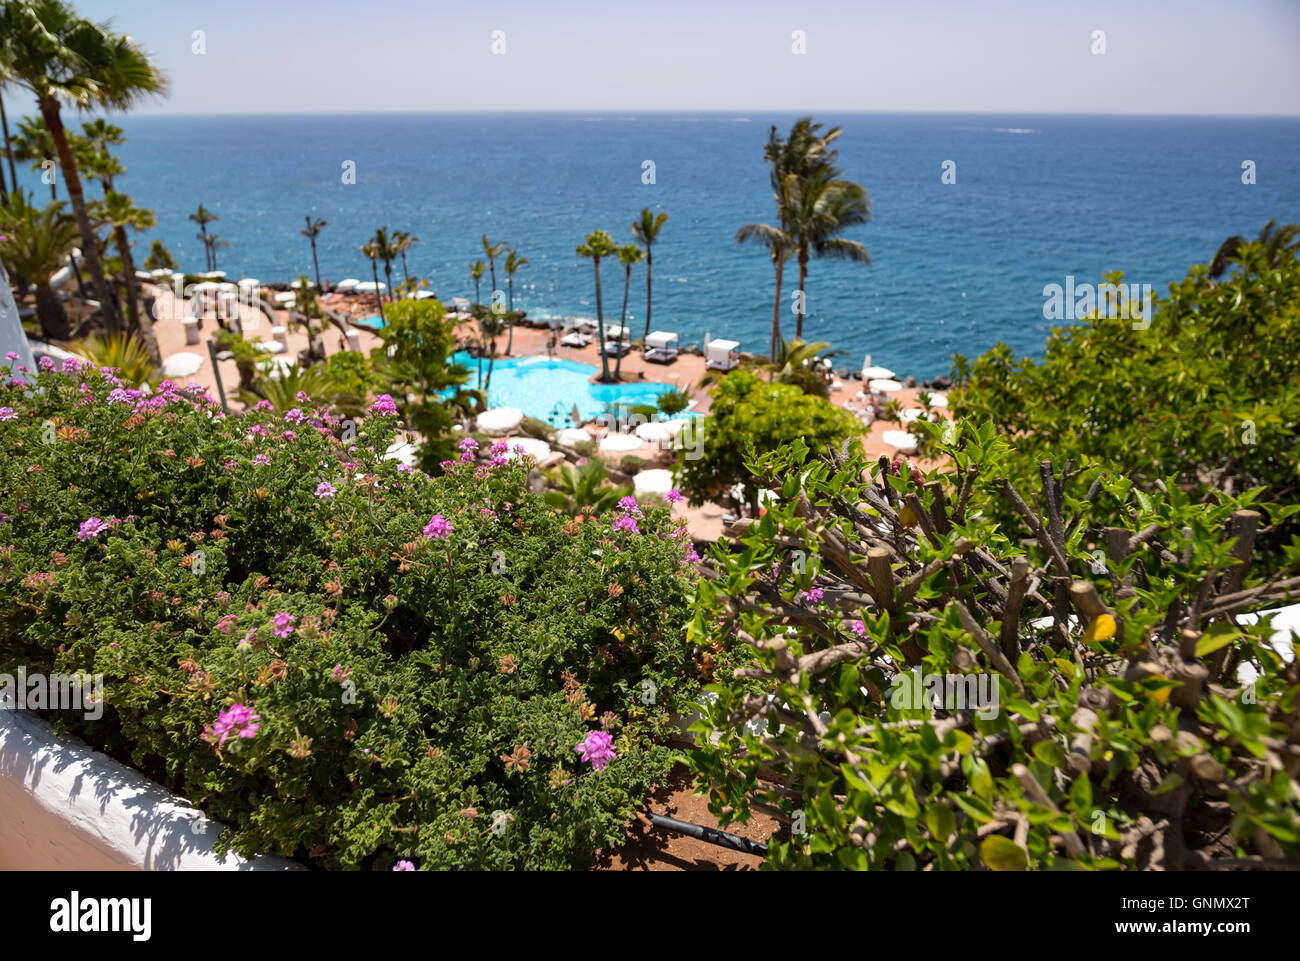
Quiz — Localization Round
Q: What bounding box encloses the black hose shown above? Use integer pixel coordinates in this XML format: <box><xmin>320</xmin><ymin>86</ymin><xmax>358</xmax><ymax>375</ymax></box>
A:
<box><xmin>644</xmin><ymin>812</ymin><xmax>769</xmax><ymax>857</ymax></box>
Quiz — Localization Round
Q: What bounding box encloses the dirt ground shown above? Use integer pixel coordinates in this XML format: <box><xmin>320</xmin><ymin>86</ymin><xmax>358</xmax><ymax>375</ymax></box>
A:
<box><xmin>594</xmin><ymin>765</ymin><xmax>780</xmax><ymax>871</ymax></box>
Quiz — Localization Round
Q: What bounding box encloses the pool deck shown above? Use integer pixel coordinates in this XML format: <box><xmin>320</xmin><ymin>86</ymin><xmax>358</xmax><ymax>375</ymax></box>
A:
<box><xmin>148</xmin><ymin>288</ymin><xmax>944</xmax><ymax>542</ymax></box>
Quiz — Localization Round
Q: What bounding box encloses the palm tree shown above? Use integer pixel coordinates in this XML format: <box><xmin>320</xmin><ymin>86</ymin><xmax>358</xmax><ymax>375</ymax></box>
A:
<box><xmin>11</xmin><ymin>114</ymin><xmax>57</xmax><ymax>200</ymax></box>
<box><xmin>786</xmin><ymin>167</ymin><xmax>871</xmax><ymax>338</ymax></box>
<box><xmin>542</xmin><ymin>459</ymin><xmax>630</xmax><ymax>516</ymax></box>
<box><xmin>361</xmin><ymin>240</ymin><xmax>385</xmax><ymax>323</ymax></box>
<box><xmin>614</xmin><ymin>244</ymin><xmax>643</xmax><ymax>380</ymax></box>
<box><xmin>503</xmin><ymin>248</ymin><xmax>527</xmax><ymax>355</ymax></box>
<box><xmin>99</xmin><ymin>189</ymin><xmax>156</xmax><ymax>350</ymax></box>
<box><xmin>189</xmin><ymin>203</ymin><xmax>218</xmax><ymax>271</ymax></box>
<box><xmin>1210</xmin><ymin>219</ymin><xmax>1300</xmax><ymax>279</ymax></box>
<box><xmin>468</xmin><ymin>259</ymin><xmax>486</xmax><ymax>305</ymax></box>
<box><xmin>143</xmin><ymin>239</ymin><xmax>175</xmax><ymax>272</ymax></box>
<box><xmin>371</xmin><ymin>226</ymin><xmax>399</xmax><ymax>303</ymax></box>
<box><xmin>204</xmin><ymin>233</ymin><xmax>229</xmax><ymax>272</ymax></box>
<box><xmin>301</xmin><ymin>216</ymin><xmax>326</xmax><ymax>290</ymax></box>
<box><xmin>0</xmin><ymin>188</ymin><xmax>77</xmax><ymax>339</ymax></box>
<box><xmin>73</xmin><ymin>331</ymin><xmax>154</xmax><ymax>386</ymax></box>
<box><xmin>0</xmin><ymin>0</ymin><xmax>168</xmax><ymax>335</ymax></box>
<box><xmin>576</xmin><ymin>229</ymin><xmax>618</xmax><ymax>383</ymax></box>
<box><xmin>481</xmin><ymin>234</ymin><xmax>507</xmax><ymax>304</ymax></box>
<box><xmin>393</xmin><ymin>230</ymin><xmax>418</xmax><ymax>285</ymax></box>
<box><xmin>630</xmin><ymin>207</ymin><xmax>667</xmax><ymax>340</ymax></box>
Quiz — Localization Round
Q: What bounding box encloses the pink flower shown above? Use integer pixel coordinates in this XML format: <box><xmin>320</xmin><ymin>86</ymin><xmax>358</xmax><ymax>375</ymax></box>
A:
<box><xmin>800</xmin><ymin>587</ymin><xmax>824</xmax><ymax>604</ymax></box>
<box><xmin>314</xmin><ymin>481</ymin><xmax>336</xmax><ymax>500</ymax></box>
<box><xmin>851</xmin><ymin>619</ymin><xmax>867</xmax><ymax>637</ymax></box>
<box><xmin>331</xmin><ymin>664</ymin><xmax>352</xmax><ymax>683</ymax></box>
<box><xmin>392</xmin><ymin>860</ymin><xmax>416</xmax><ymax>871</ymax></box>
<box><xmin>77</xmin><ymin>517</ymin><xmax>109</xmax><ymax>541</ymax></box>
<box><xmin>613</xmin><ymin>514</ymin><xmax>640</xmax><ymax>535</ymax></box>
<box><xmin>272</xmin><ymin>611</ymin><xmax>297</xmax><ymax>638</ymax></box>
<box><xmin>4</xmin><ymin>352</ymin><xmax>18</xmax><ymax>362</ymax></box>
<box><xmin>368</xmin><ymin>394</ymin><xmax>398</xmax><ymax>416</ymax></box>
<box><xmin>576</xmin><ymin>730</ymin><xmax>617</xmax><ymax>771</ymax></box>
<box><xmin>284</xmin><ymin>408</ymin><xmax>304</xmax><ymax>423</ymax></box>
<box><xmin>253</xmin><ymin>454</ymin><xmax>271</xmax><ymax>466</ymax></box>
<box><xmin>296</xmin><ymin>390</ymin><xmax>311</xmax><ymax>403</ymax></box>
<box><xmin>618</xmin><ymin>495</ymin><xmax>641</xmax><ymax>516</ymax></box>
<box><xmin>202</xmin><ymin>703</ymin><xmax>261</xmax><ymax>746</ymax></box>
<box><xmin>422</xmin><ymin>514</ymin><xmax>453</xmax><ymax>540</ymax></box>
<box><xmin>665</xmin><ymin>489</ymin><xmax>683</xmax><ymax>503</ymax></box>
<box><xmin>0</xmin><ymin>407</ymin><xmax>16</xmax><ymax>421</ymax></box>
<box><xmin>217</xmin><ymin>614</ymin><xmax>239</xmax><ymax>634</ymax></box>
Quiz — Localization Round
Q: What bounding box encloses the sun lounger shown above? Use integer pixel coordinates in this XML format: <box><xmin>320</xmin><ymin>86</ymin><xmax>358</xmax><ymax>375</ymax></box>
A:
<box><xmin>644</xmin><ymin>346</ymin><xmax>678</xmax><ymax>363</ymax></box>
<box><xmin>559</xmin><ymin>332</ymin><xmax>592</xmax><ymax>348</ymax></box>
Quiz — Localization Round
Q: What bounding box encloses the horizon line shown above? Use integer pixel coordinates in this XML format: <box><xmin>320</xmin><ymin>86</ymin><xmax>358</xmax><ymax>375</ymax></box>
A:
<box><xmin>103</xmin><ymin>107</ymin><xmax>1300</xmax><ymax>120</ymax></box>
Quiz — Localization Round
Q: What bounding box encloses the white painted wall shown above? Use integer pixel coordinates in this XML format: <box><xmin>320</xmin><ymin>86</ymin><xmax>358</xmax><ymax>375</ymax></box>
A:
<box><xmin>0</xmin><ymin>701</ymin><xmax>302</xmax><ymax>871</ymax></box>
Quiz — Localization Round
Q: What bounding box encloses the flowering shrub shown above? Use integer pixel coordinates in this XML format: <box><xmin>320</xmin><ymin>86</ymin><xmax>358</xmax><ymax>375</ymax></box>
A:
<box><xmin>0</xmin><ymin>356</ymin><xmax>703</xmax><ymax>870</ymax></box>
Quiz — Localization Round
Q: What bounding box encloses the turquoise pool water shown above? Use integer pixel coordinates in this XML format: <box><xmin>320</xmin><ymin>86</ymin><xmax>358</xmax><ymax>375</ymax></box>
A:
<box><xmin>450</xmin><ymin>352</ymin><xmax>685</xmax><ymax>424</ymax></box>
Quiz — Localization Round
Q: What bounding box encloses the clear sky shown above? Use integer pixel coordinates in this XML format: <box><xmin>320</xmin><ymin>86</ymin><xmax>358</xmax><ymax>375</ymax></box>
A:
<box><xmin>8</xmin><ymin>0</ymin><xmax>1300</xmax><ymax>116</ymax></box>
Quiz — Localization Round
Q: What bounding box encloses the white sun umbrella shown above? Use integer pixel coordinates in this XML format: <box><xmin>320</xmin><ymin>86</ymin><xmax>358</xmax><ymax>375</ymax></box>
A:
<box><xmin>900</xmin><ymin>407</ymin><xmax>924</xmax><ymax>423</ymax></box>
<box><xmin>290</xmin><ymin>278</ymin><xmax>311</xmax><ymax>289</ymax></box>
<box><xmin>882</xmin><ymin>430</ymin><xmax>919</xmax><ymax>453</ymax></box>
<box><xmin>191</xmin><ymin>280</ymin><xmax>222</xmax><ymax>292</ymax></box>
<box><xmin>599</xmin><ymin>432</ymin><xmax>643</xmax><ymax>453</ymax></box>
<box><xmin>151</xmin><ymin>268</ymin><xmax>173</xmax><ymax>279</ymax></box>
<box><xmin>556</xmin><ymin>427</ymin><xmax>592</xmax><ymax>447</ymax></box>
<box><xmin>238</xmin><ymin>278</ymin><xmax>260</xmax><ymax>289</ymax></box>
<box><xmin>335</xmin><ymin>278</ymin><xmax>361</xmax><ymax>293</ymax></box>
<box><xmin>925</xmin><ymin>393</ymin><xmax>949</xmax><ymax>408</ymax></box>
<box><xmin>634</xmin><ymin>421</ymin><xmax>674</xmax><ymax>444</ymax></box>
<box><xmin>201</xmin><ymin>271</ymin><xmax>226</xmax><ymax>280</ymax></box>
<box><xmin>633</xmin><ymin>469</ymin><xmax>674</xmax><ymax>494</ymax></box>
<box><xmin>253</xmin><ymin>340</ymin><xmax>285</xmax><ymax>354</ymax></box>
<box><xmin>869</xmin><ymin>378</ymin><xmax>904</xmax><ymax>393</ymax></box>
<box><xmin>476</xmin><ymin>407</ymin><xmax>523</xmax><ymax>435</ymax></box>
<box><xmin>863</xmin><ymin>365</ymin><xmax>896</xmax><ymax>380</ymax></box>
<box><xmin>355</xmin><ymin>281</ymin><xmax>386</xmax><ymax>294</ymax></box>
<box><xmin>161</xmin><ymin>352</ymin><xmax>204</xmax><ymax>378</ymax></box>
<box><xmin>506</xmin><ymin>437</ymin><xmax>552</xmax><ymax>461</ymax></box>
<box><xmin>383</xmin><ymin>440</ymin><xmax>419</xmax><ymax>467</ymax></box>
<box><xmin>414</xmin><ymin>289</ymin><xmax>437</xmax><ymax>299</ymax></box>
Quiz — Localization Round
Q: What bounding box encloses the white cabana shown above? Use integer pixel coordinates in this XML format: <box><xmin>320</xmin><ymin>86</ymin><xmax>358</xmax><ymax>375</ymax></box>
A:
<box><xmin>476</xmin><ymin>407</ymin><xmax>524</xmax><ymax>435</ymax></box>
<box><xmin>451</xmin><ymin>297</ymin><xmax>472</xmax><ymax>311</ymax></box>
<box><xmin>570</xmin><ymin>318</ymin><xmax>599</xmax><ymax>334</ymax></box>
<box><xmin>603</xmin><ymin>325</ymin><xmax>629</xmax><ymax>341</ymax></box>
<box><xmin>237</xmin><ymin>278</ymin><xmax>260</xmax><ymax>289</ymax></box>
<box><xmin>645</xmin><ymin>330</ymin><xmax>679</xmax><ymax>363</ymax></box>
<box><xmin>273</xmin><ymin>291</ymin><xmax>297</xmax><ymax>305</ymax></box>
<box><xmin>161</xmin><ymin>352</ymin><xmax>204</xmax><ymax>378</ymax></box>
<box><xmin>869</xmin><ymin>378</ymin><xmax>903</xmax><ymax>393</ymax></box>
<box><xmin>334</xmin><ymin>278</ymin><xmax>361</xmax><ymax>293</ymax></box>
<box><xmin>599</xmin><ymin>432</ymin><xmax>643</xmax><ymax>453</ymax></box>
<box><xmin>706</xmin><ymin>338</ymin><xmax>740</xmax><ymax>372</ymax></box>
<box><xmin>634</xmin><ymin>421</ymin><xmax>675</xmax><ymax>445</ymax></box>
<box><xmin>882</xmin><ymin>430</ymin><xmax>919</xmax><ymax>453</ymax></box>
<box><xmin>633</xmin><ymin>469</ymin><xmax>675</xmax><ymax>494</ymax></box>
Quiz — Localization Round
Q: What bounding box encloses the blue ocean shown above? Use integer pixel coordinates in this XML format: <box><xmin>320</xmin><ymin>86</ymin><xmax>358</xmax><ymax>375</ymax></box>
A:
<box><xmin>19</xmin><ymin>112</ymin><xmax>1300</xmax><ymax>378</ymax></box>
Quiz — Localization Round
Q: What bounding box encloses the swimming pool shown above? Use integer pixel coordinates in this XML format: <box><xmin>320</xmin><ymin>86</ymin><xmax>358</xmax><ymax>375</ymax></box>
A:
<box><xmin>449</xmin><ymin>352</ymin><xmax>686</xmax><ymax>424</ymax></box>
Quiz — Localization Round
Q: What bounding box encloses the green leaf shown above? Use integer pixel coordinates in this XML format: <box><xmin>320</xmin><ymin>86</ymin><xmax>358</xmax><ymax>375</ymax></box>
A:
<box><xmin>979</xmin><ymin>835</ymin><xmax>1028</xmax><ymax>871</ymax></box>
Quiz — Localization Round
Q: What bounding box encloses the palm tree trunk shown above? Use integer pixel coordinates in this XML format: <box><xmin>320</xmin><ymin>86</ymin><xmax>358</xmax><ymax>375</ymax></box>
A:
<box><xmin>642</xmin><ymin>246</ymin><xmax>653</xmax><ymax>340</ymax></box>
<box><xmin>370</xmin><ymin>260</ymin><xmax>385</xmax><ymax>322</ymax></box>
<box><xmin>594</xmin><ymin>259</ymin><xmax>610</xmax><ymax>383</ymax></box>
<box><xmin>35</xmin><ymin>283</ymin><xmax>70</xmax><ymax>341</ymax></box>
<box><xmin>0</xmin><ymin>91</ymin><xmax>17</xmax><ymax>195</ymax></box>
<box><xmin>505</xmin><ymin>277</ymin><xmax>514</xmax><ymax>355</ymax></box>
<box><xmin>114</xmin><ymin>225</ymin><xmax>143</xmax><ymax>334</ymax></box>
<box><xmin>200</xmin><ymin>226</ymin><xmax>210</xmax><ymax>271</ymax></box>
<box><xmin>616</xmin><ymin>264</ymin><xmax>631</xmax><ymax>380</ymax></box>
<box><xmin>770</xmin><ymin>251</ymin><xmax>785</xmax><ymax>364</ymax></box>
<box><xmin>384</xmin><ymin>263</ymin><xmax>394</xmax><ymax>303</ymax></box>
<box><xmin>39</xmin><ymin>96</ymin><xmax>119</xmax><ymax>334</ymax></box>
<box><xmin>400</xmin><ymin>252</ymin><xmax>410</xmax><ymax>285</ymax></box>
<box><xmin>311</xmin><ymin>239</ymin><xmax>322</xmax><ymax>290</ymax></box>
<box><xmin>796</xmin><ymin>253</ymin><xmax>809</xmax><ymax>340</ymax></box>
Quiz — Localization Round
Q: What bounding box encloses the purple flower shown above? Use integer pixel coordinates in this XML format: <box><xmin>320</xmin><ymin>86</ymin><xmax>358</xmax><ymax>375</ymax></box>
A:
<box><xmin>618</xmin><ymin>495</ymin><xmax>642</xmax><ymax>516</ymax></box>
<box><xmin>576</xmin><ymin>730</ymin><xmax>617</xmax><ymax>771</ymax></box>
<box><xmin>851</xmin><ymin>619</ymin><xmax>867</xmax><ymax>637</ymax></box>
<box><xmin>77</xmin><ymin>517</ymin><xmax>110</xmax><ymax>541</ymax></box>
<box><xmin>368</xmin><ymin>394</ymin><xmax>398</xmax><ymax>416</ymax></box>
<box><xmin>296</xmin><ymin>390</ymin><xmax>311</xmax><ymax>403</ymax></box>
<box><xmin>613</xmin><ymin>514</ymin><xmax>640</xmax><ymax>535</ymax></box>
<box><xmin>284</xmin><ymin>408</ymin><xmax>304</xmax><ymax>423</ymax></box>
<box><xmin>800</xmin><ymin>587</ymin><xmax>824</xmax><ymax>604</ymax></box>
<box><xmin>217</xmin><ymin>614</ymin><xmax>239</xmax><ymax>635</ymax></box>
<box><xmin>422</xmin><ymin>514</ymin><xmax>453</xmax><ymax>540</ymax></box>
<box><xmin>202</xmin><ymin>703</ymin><xmax>261</xmax><ymax>746</ymax></box>
<box><xmin>665</xmin><ymin>489</ymin><xmax>683</xmax><ymax>503</ymax></box>
<box><xmin>253</xmin><ymin>454</ymin><xmax>271</xmax><ymax>466</ymax></box>
<box><xmin>0</xmin><ymin>407</ymin><xmax>16</xmax><ymax>421</ymax></box>
<box><xmin>315</xmin><ymin>481</ymin><xmax>336</xmax><ymax>500</ymax></box>
<box><xmin>272</xmin><ymin>611</ymin><xmax>297</xmax><ymax>638</ymax></box>
<box><xmin>4</xmin><ymin>352</ymin><xmax>18</xmax><ymax>362</ymax></box>
<box><xmin>459</xmin><ymin>437</ymin><xmax>479</xmax><ymax>453</ymax></box>
<box><xmin>392</xmin><ymin>860</ymin><xmax>416</xmax><ymax>871</ymax></box>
